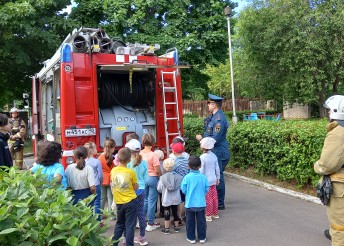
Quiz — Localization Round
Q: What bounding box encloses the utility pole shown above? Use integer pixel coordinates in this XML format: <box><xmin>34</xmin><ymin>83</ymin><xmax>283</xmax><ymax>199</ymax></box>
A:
<box><xmin>224</xmin><ymin>6</ymin><xmax>238</xmax><ymax>124</ymax></box>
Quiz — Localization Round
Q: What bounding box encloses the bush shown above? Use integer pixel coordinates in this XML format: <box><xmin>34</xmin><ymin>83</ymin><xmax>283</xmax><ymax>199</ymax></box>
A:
<box><xmin>228</xmin><ymin>120</ymin><xmax>327</xmax><ymax>187</ymax></box>
<box><xmin>183</xmin><ymin>118</ymin><xmax>204</xmax><ymax>156</ymax></box>
<box><xmin>183</xmin><ymin>113</ymin><xmax>200</xmax><ymax>119</ymax></box>
<box><xmin>0</xmin><ymin>168</ymin><xmax>112</xmax><ymax>246</ymax></box>
<box><xmin>183</xmin><ymin>117</ymin><xmax>327</xmax><ymax>187</ymax></box>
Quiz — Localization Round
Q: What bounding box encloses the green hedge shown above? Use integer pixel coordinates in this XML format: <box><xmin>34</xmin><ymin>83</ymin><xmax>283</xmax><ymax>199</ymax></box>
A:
<box><xmin>183</xmin><ymin>118</ymin><xmax>327</xmax><ymax>187</ymax></box>
<box><xmin>183</xmin><ymin>113</ymin><xmax>200</xmax><ymax>119</ymax></box>
<box><xmin>183</xmin><ymin>118</ymin><xmax>204</xmax><ymax>156</ymax></box>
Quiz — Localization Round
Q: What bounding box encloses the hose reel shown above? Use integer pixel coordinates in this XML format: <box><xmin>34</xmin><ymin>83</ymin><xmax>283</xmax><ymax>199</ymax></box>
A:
<box><xmin>98</xmin><ymin>74</ymin><xmax>154</xmax><ymax>109</ymax></box>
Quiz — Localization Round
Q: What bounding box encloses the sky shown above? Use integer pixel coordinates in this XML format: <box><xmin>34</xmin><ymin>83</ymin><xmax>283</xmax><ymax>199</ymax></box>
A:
<box><xmin>235</xmin><ymin>0</ymin><xmax>250</xmax><ymax>14</ymax></box>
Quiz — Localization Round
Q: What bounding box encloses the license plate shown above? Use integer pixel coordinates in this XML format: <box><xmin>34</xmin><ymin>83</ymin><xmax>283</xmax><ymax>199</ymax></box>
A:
<box><xmin>65</xmin><ymin>128</ymin><xmax>96</xmax><ymax>137</ymax></box>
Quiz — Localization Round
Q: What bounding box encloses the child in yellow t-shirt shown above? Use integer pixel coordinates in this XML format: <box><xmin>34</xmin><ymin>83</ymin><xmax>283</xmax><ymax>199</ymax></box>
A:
<box><xmin>110</xmin><ymin>147</ymin><xmax>138</xmax><ymax>246</ymax></box>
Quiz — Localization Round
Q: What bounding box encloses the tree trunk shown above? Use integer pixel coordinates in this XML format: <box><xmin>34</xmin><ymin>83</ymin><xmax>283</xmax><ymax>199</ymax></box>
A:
<box><xmin>318</xmin><ymin>80</ymin><xmax>327</xmax><ymax>118</ymax></box>
<box><xmin>319</xmin><ymin>103</ymin><xmax>327</xmax><ymax>118</ymax></box>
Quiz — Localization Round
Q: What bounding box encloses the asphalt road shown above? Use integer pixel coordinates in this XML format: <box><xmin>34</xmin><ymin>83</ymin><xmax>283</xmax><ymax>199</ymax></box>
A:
<box><xmin>103</xmin><ymin>176</ymin><xmax>330</xmax><ymax>246</ymax></box>
<box><xmin>24</xmin><ymin>156</ymin><xmax>330</xmax><ymax>246</ymax></box>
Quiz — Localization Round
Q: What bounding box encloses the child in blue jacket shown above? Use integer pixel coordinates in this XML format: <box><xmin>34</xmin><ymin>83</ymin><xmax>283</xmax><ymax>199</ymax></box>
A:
<box><xmin>181</xmin><ymin>156</ymin><xmax>209</xmax><ymax>244</ymax></box>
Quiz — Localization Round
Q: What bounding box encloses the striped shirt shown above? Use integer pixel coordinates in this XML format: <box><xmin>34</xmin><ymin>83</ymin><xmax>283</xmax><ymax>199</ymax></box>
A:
<box><xmin>169</xmin><ymin>152</ymin><xmax>190</xmax><ymax>161</ymax></box>
<box><xmin>172</xmin><ymin>156</ymin><xmax>189</xmax><ymax>177</ymax></box>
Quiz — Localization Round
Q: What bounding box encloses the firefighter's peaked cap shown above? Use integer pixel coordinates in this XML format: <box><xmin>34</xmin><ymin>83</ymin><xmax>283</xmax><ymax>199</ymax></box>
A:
<box><xmin>10</xmin><ymin>107</ymin><xmax>19</xmax><ymax>113</ymax></box>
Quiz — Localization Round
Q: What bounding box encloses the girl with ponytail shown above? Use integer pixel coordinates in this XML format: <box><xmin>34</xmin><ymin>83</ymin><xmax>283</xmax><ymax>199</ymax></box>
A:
<box><xmin>98</xmin><ymin>139</ymin><xmax>116</xmax><ymax>214</ymax></box>
<box><xmin>85</xmin><ymin>142</ymin><xmax>103</xmax><ymax>220</ymax></box>
<box><xmin>125</xmin><ymin>139</ymin><xmax>148</xmax><ymax>244</ymax></box>
<box><xmin>65</xmin><ymin>146</ymin><xmax>96</xmax><ymax>205</ymax></box>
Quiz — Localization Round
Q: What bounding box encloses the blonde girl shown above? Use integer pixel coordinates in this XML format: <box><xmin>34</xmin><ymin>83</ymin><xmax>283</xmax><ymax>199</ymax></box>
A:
<box><xmin>85</xmin><ymin>142</ymin><xmax>103</xmax><ymax>219</ymax></box>
<box><xmin>139</xmin><ymin>133</ymin><xmax>161</xmax><ymax>231</ymax></box>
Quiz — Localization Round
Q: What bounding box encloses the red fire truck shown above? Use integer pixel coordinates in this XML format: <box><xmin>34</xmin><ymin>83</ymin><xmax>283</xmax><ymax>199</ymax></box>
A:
<box><xmin>32</xmin><ymin>27</ymin><xmax>188</xmax><ymax>167</ymax></box>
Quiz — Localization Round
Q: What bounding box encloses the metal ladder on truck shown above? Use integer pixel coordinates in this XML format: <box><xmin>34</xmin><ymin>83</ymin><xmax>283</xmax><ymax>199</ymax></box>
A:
<box><xmin>161</xmin><ymin>70</ymin><xmax>181</xmax><ymax>154</ymax></box>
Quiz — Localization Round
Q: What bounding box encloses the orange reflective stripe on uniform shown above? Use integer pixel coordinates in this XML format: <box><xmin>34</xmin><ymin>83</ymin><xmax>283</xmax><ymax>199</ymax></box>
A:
<box><xmin>330</xmin><ymin>173</ymin><xmax>344</xmax><ymax>182</ymax></box>
<box><xmin>331</xmin><ymin>223</ymin><xmax>344</xmax><ymax>231</ymax></box>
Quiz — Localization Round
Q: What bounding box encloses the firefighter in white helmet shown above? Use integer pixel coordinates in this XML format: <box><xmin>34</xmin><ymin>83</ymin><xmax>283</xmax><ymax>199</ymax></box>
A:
<box><xmin>8</xmin><ymin>107</ymin><xmax>26</xmax><ymax>169</ymax></box>
<box><xmin>314</xmin><ymin>95</ymin><xmax>344</xmax><ymax>245</ymax></box>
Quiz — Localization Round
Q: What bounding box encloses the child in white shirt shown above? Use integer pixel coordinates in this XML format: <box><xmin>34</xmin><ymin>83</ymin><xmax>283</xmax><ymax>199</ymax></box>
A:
<box><xmin>199</xmin><ymin>137</ymin><xmax>220</xmax><ymax>222</ymax></box>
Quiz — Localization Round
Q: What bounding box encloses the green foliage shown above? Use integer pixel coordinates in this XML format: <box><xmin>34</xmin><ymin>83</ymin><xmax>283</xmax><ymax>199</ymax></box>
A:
<box><xmin>69</xmin><ymin>0</ymin><xmax>106</xmax><ymax>27</ymax></box>
<box><xmin>229</xmin><ymin>119</ymin><xmax>327</xmax><ymax>187</ymax></box>
<box><xmin>184</xmin><ymin>110</ymin><xmax>279</xmax><ymax>153</ymax></box>
<box><xmin>183</xmin><ymin>117</ymin><xmax>327</xmax><ymax>187</ymax></box>
<box><xmin>181</xmin><ymin>68</ymin><xmax>210</xmax><ymax>100</ymax></box>
<box><xmin>183</xmin><ymin>113</ymin><xmax>199</xmax><ymax>119</ymax></box>
<box><xmin>0</xmin><ymin>0</ymin><xmax>77</xmax><ymax>107</ymax></box>
<box><xmin>183</xmin><ymin>118</ymin><xmax>205</xmax><ymax>156</ymax></box>
<box><xmin>100</xmin><ymin>0</ymin><xmax>237</xmax><ymax>66</ymax></box>
<box><xmin>235</xmin><ymin>0</ymin><xmax>344</xmax><ymax>117</ymax></box>
<box><xmin>202</xmin><ymin>62</ymin><xmax>232</xmax><ymax>99</ymax></box>
<box><xmin>0</xmin><ymin>168</ymin><xmax>111</xmax><ymax>245</ymax></box>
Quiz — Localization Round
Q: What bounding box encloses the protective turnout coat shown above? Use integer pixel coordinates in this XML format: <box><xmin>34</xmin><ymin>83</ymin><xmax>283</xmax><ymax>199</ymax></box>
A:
<box><xmin>314</xmin><ymin>122</ymin><xmax>344</xmax><ymax>246</ymax></box>
<box><xmin>8</xmin><ymin>117</ymin><xmax>26</xmax><ymax>168</ymax></box>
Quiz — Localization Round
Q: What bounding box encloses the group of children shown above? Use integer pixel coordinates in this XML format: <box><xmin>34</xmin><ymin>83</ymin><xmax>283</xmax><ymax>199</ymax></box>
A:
<box><xmin>110</xmin><ymin>133</ymin><xmax>221</xmax><ymax>246</ymax></box>
<box><xmin>29</xmin><ymin>141</ymin><xmax>103</xmax><ymax>213</ymax></box>
<box><xmin>4</xmin><ymin>122</ymin><xmax>222</xmax><ymax>246</ymax></box>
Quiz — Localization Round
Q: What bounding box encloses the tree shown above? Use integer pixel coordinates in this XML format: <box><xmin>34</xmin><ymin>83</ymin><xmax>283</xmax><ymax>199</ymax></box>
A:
<box><xmin>202</xmin><ymin>62</ymin><xmax>232</xmax><ymax>98</ymax></box>
<box><xmin>0</xmin><ymin>0</ymin><xmax>76</xmax><ymax>107</ymax></box>
<box><xmin>235</xmin><ymin>0</ymin><xmax>344</xmax><ymax>117</ymax></box>
<box><xmin>68</xmin><ymin>0</ymin><xmax>106</xmax><ymax>27</ymax></box>
<box><xmin>69</xmin><ymin>0</ymin><xmax>239</xmax><ymax>99</ymax></box>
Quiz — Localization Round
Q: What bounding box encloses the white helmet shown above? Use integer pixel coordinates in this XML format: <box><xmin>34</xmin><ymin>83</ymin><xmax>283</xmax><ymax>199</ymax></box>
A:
<box><xmin>10</xmin><ymin>107</ymin><xmax>19</xmax><ymax>113</ymax></box>
<box><xmin>324</xmin><ymin>95</ymin><xmax>344</xmax><ymax>120</ymax></box>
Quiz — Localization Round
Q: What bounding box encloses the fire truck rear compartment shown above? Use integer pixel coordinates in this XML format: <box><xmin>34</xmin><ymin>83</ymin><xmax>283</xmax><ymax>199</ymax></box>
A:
<box><xmin>97</xmin><ymin>70</ymin><xmax>156</xmax><ymax>147</ymax></box>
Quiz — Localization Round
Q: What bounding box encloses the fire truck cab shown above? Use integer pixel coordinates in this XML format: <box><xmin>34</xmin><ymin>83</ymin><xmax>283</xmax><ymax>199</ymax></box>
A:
<box><xmin>32</xmin><ymin>27</ymin><xmax>188</xmax><ymax>167</ymax></box>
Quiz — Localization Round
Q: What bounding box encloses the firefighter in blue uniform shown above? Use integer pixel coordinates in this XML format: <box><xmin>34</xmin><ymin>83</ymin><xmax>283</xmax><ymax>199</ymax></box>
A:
<box><xmin>196</xmin><ymin>94</ymin><xmax>230</xmax><ymax>210</ymax></box>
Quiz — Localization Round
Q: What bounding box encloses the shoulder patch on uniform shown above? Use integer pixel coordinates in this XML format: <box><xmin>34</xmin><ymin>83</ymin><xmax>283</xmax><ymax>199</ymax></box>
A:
<box><xmin>215</xmin><ymin>123</ymin><xmax>221</xmax><ymax>133</ymax></box>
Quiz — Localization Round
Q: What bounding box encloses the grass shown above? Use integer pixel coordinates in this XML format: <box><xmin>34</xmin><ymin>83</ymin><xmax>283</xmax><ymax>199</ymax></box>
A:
<box><xmin>227</xmin><ymin>166</ymin><xmax>317</xmax><ymax>197</ymax></box>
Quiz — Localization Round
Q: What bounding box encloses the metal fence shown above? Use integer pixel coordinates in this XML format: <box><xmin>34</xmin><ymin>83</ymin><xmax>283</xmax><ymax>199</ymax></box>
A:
<box><xmin>183</xmin><ymin>98</ymin><xmax>251</xmax><ymax>117</ymax></box>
